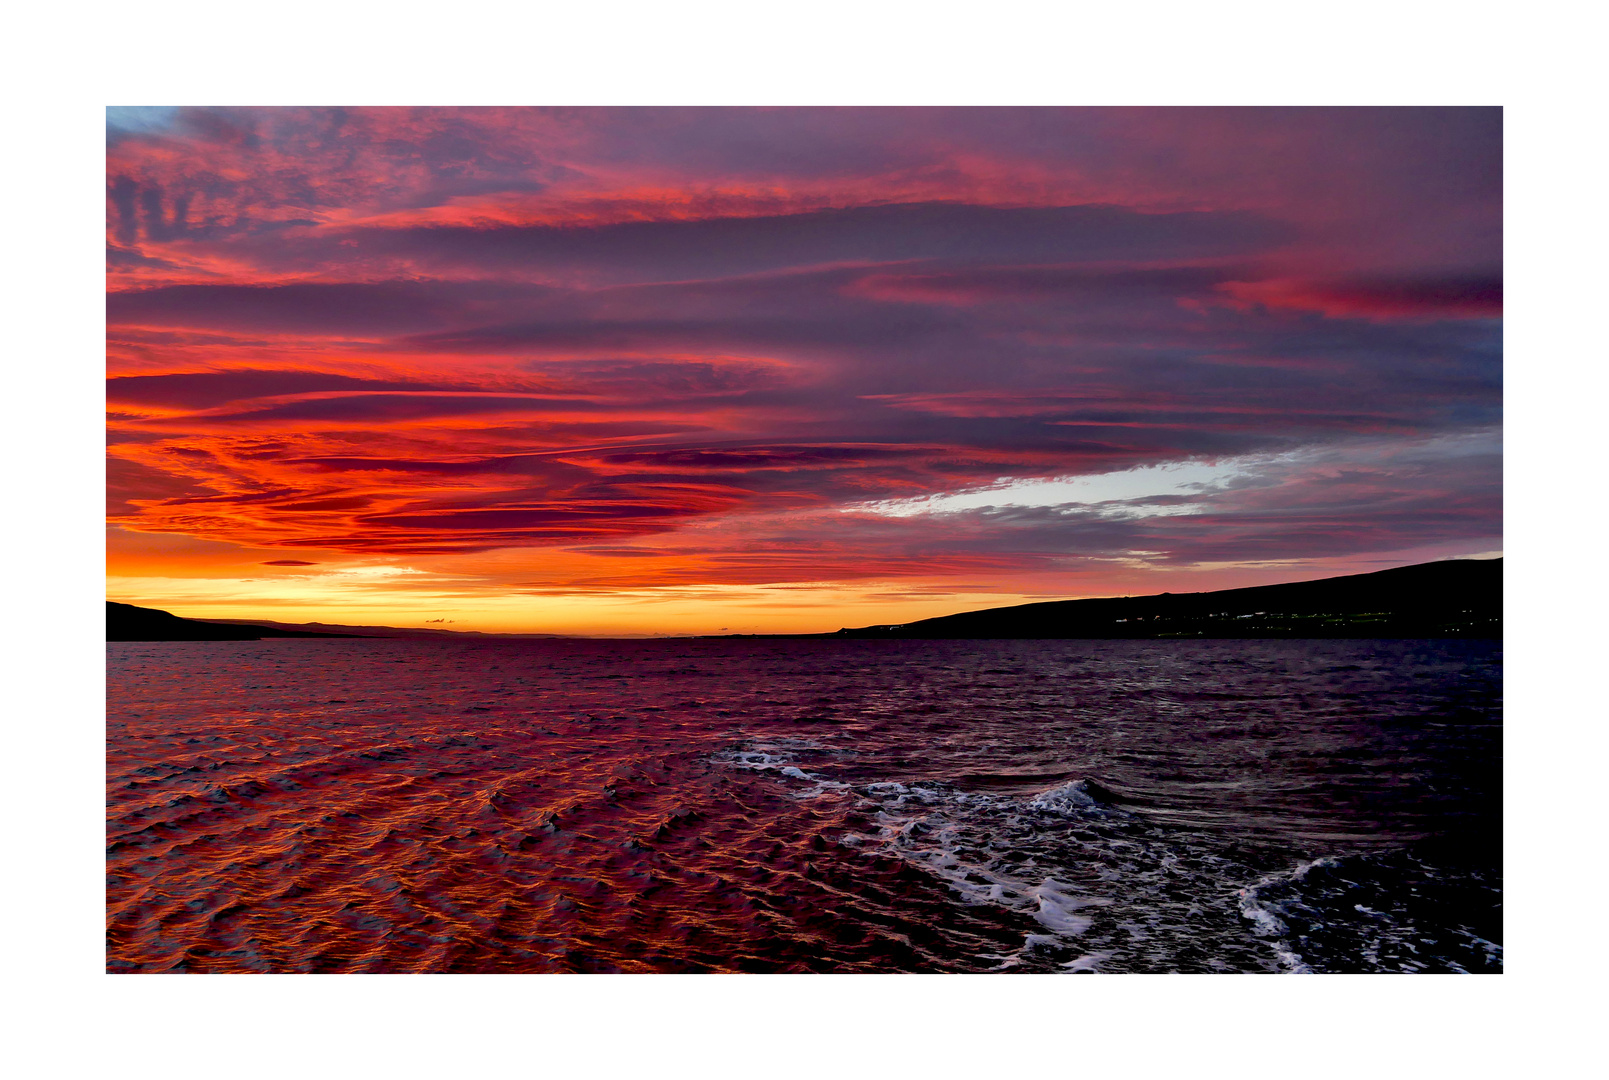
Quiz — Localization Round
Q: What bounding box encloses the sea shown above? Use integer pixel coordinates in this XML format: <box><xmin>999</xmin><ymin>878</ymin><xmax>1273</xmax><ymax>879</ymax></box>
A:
<box><xmin>106</xmin><ymin>637</ymin><xmax>1502</xmax><ymax>974</ymax></box>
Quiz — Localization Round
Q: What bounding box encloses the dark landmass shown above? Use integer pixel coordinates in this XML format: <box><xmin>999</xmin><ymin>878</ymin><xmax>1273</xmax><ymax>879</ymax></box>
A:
<box><xmin>826</xmin><ymin>558</ymin><xmax>1501</xmax><ymax>640</ymax></box>
<box><xmin>107</xmin><ymin>603</ymin><xmax>570</xmax><ymax>642</ymax></box>
<box><xmin>109</xmin><ymin>557</ymin><xmax>1500</xmax><ymax>643</ymax></box>
<box><xmin>107</xmin><ymin>602</ymin><xmax>359</xmax><ymax>641</ymax></box>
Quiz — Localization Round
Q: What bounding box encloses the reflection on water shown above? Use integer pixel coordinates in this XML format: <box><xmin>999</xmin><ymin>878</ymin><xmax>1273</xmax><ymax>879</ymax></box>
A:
<box><xmin>107</xmin><ymin>637</ymin><xmax>1501</xmax><ymax>973</ymax></box>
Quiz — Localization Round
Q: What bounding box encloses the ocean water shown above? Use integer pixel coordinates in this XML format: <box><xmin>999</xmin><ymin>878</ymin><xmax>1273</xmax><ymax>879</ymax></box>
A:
<box><xmin>106</xmin><ymin>637</ymin><xmax>1501</xmax><ymax>974</ymax></box>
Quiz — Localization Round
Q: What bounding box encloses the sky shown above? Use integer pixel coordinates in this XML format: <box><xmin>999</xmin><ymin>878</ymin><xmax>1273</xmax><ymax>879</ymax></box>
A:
<box><xmin>105</xmin><ymin>107</ymin><xmax>1501</xmax><ymax>635</ymax></box>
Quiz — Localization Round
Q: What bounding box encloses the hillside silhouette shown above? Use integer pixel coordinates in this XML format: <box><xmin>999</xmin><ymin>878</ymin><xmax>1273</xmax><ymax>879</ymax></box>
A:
<box><xmin>833</xmin><ymin>558</ymin><xmax>1500</xmax><ymax>639</ymax></box>
<box><xmin>109</xmin><ymin>558</ymin><xmax>1500</xmax><ymax>641</ymax></box>
<box><xmin>107</xmin><ymin>602</ymin><xmax>357</xmax><ymax>641</ymax></box>
<box><xmin>106</xmin><ymin>603</ymin><xmax>567</xmax><ymax>641</ymax></box>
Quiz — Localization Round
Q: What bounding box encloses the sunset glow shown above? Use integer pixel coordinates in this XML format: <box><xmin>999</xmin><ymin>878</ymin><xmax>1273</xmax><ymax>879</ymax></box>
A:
<box><xmin>106</xmin><ymin>107</ymin><xmax>1501</xmax><ymax>634</ymax></box>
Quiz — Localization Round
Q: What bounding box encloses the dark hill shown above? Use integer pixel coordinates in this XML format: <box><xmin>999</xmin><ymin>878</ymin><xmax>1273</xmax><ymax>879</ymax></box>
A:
<box><xmin>107</xmin><ymin>602</ymin><xmax>358</xmax><ymax>641</ymax></box>
<box><xmin>834</xmin><ymin>558</ymin><xmax>1501</xmax><ymax>639</ymax></box>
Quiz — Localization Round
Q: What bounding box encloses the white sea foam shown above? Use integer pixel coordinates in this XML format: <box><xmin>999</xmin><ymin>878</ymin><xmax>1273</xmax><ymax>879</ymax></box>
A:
<box><xmin>1061</xmin><ymin>952</ymin><xmax>1111</xmax><ymax>972</ymax></box>
<box><xmin>717</xmin><ymin>740</ymin><xmax>1501</xmax><ymax>974</ymax></box>
<box><xmin>1028</xmin><ymin>780</ymin><xmax>1103</xmax><ymax>814</ymax></box>
<box><xmin>794</xmin><ymin>773</ymin><xmax>1118</xmax><ymax>968</ymax></box>
<box><xmin>1237</xmin><ymin>857</ymin><xmax>1340</xmax><ymax>974</ymax></box>
<box><xmin>1029</xmin><ymin>879</ymin><xmax>1105</xmax><ymax>935</ymax></box>
<box><xmin>1236</xmin><ymin>852</ymin><xmax>1504</xmax><ymax>974</ymax></box>
<box><xmin>712</xmin><ymin>743</ymin><xmax>849</xmax><ymax>796</ymax></box>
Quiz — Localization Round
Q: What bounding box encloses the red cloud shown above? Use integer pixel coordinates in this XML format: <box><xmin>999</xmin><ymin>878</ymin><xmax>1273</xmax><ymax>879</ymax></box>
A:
<box><xmin>106</xmin><ymin>109</ymin><xmax>1502</xmax><ymax>595</ymax></box>
<box><xmin>1217</xmin><ymin>277</ymin><xmax>1502</xmax><ymax>320</ymax></box>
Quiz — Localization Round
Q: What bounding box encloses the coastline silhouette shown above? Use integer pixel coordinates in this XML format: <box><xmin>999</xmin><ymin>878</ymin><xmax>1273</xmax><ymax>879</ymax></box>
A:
<box><xmin>109</xmin><ymin>557</ymin><xmax>1499</xmax><ymax>641</ymax></box>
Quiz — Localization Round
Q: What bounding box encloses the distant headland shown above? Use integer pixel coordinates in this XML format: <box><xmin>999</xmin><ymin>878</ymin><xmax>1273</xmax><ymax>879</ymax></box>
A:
<box><xmin>106</xmin><ymin>602</ymin><xmax>359</xmax><ymax>641</ymax></box>
<box><xmin>110</xmin><ymin>556</ymin><xmax>1493</xmax><ymax>643</ymax></box>
<box><xmin>109</xmin><ymin>558</ymin><xmax>1499</xmax><ymax>642</ymax></box>
<box><xmin>825</xmin><ymin>558</ymin><xmax>1500</xmax><ymax>640</ymax></box>
<box><xmin>105</xmin><ymin>602</ymin><xmax>567</xmax><ymax>642</ymax></box>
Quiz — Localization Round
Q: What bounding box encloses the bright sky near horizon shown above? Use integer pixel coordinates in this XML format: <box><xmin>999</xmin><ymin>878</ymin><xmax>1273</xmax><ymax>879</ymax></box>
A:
<box><xmin>105</xmin><ymin>107</ymin><xmax>1501</xmax><ymax>635</ymax></box>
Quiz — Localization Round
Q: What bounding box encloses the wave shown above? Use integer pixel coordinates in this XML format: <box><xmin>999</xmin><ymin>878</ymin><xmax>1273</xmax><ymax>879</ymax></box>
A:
<box><xmin>1238</xmin><ymin>852</ymin><xmax>1503</xmax><ymax>974</ymax></box>
<box><xmin>108</xmin><ymin>636</ymin><xmax>1502</xmax><ymax>974</ymax></box>
<box><xmin>718</xmin><ymin>743</ymin><xmax>1236</xmax><ymax>972</ymax></box>
<box><xmin>721</xmin><ymin>743</ymin><xmax>1501</xmax><ymax>974</ymax></box>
